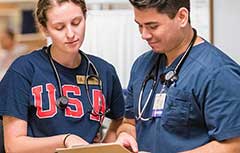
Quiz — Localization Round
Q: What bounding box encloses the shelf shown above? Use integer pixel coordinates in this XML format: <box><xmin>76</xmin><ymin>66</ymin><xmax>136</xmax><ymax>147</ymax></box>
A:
<box><xmin>16</xmin><ymin>33</ymin><xmax>47</xmax><ymax>52</ymax></box>
<box><xmin>16</xmin><ymin>33</ymin><xmax>45</xmax><ymax>42</ymax></box>
<box><xmin>0</xmin><ymin>0</ymin><xmax>36</xmax><ymax>3</ymax></box>
<box><xmin>86</xmin><ymin>0</ymin><xmax>129</xmax><ymax>4</ymax></box>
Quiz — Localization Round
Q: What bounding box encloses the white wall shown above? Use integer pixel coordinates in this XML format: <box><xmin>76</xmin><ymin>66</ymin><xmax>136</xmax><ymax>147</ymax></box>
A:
<box><xmin>81</xmin><ymin>10</ymin><xmax>150</xmax><ymax>88</ymax></box>
<box><xmin>80</xmin><ymin>1</ymin><xmax>240</xmax><ymax>88</ymax></box>
<box><xmin>213</xmin><ymin>0</ymin><xmax>240</xmax><ymax>63</ymax></box>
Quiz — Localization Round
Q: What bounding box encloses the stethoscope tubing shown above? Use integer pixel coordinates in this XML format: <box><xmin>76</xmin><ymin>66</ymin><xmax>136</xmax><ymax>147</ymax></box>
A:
<box><xmin>136</xmin><ymin>88</ymin><xmax>154</xmax><ymax>121</ymax></box>
<box><xmin>136</xmin><ymin>28</ymin><xmax>197</xmax><ymax>121</ymax></box>
<box><xmin>46</xmin><ymin>46</ymin><xmax>106</xmax><ymax>117</ymax></box>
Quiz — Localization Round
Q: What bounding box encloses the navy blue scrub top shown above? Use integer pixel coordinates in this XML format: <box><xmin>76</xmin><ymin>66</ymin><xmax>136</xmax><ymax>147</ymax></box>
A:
<box><xmin>125</xmin><ymin>41</ymin><xmax>240</xmax><ymax>153</ymax></box>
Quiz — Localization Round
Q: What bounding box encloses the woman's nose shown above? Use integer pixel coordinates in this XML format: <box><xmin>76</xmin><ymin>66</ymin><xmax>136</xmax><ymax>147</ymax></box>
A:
<box><xmin>66</xmin><ymin>27</ymin><xmax>74</xmax><ymax>39</ymax></box>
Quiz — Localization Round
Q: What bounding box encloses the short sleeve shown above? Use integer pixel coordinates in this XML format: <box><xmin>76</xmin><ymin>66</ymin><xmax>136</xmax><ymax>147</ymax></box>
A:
<box><xmin>105</xmin><ymin>68</ymin><xmax>125</xmax><ymax>119</ymax></box>
<box><xmin>0</xmin><ymin>68</ymin><xmax>30</xmax><ymax>121</ymax></box>
<box><xmin>205</xmin><ymin>64</ymin><xmax>240</xmax><ymax>140</ymax></box>
<box><xmin>124</xmin><ymin>58</ymin><xmax>140</xmax><ymax>119</ymax></box>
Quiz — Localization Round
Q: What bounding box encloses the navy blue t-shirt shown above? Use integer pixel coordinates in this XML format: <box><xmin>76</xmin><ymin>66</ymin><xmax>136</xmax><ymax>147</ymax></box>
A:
<box><xmin>0</xmin><ymin>47</ymin><xmax>124</xmax><ymax>143</ymax></box>
<box><xmin>125</xmin><ymin>41</ymin><xmax>240</xmax><ymax>153</ymax></box>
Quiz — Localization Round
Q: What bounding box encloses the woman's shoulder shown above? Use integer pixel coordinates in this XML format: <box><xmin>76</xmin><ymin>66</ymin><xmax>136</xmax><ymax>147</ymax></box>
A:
<box><xmin>86</xmin><ymin>52</ymin><xmax>116</xmax><ymax>71</ymax></box>
<box><xmin>13</xmin><ymin>48</ymin><xmax>45</xmax><ymax>63</ymax></box>
<box><xmin>9</xmin><ymin>48</ymin><xmax>46</xmax><ymax>72</ymax></box>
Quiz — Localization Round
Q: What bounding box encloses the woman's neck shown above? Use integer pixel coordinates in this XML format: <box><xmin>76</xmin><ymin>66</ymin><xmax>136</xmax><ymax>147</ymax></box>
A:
<box><xmin>50</xmin><ymin>46</ymin><xmax>81</xmax><ymax>68</ymax></box>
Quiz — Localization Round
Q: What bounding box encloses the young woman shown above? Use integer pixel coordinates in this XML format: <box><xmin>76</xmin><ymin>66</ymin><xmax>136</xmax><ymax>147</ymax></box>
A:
<box><xmin>0</xmin><ymin>0</ymin><xmax>124</xmax><ymax>153</ymax></box>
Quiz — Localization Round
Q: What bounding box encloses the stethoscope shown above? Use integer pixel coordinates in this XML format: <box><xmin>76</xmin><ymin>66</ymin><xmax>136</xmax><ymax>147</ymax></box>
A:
<box><xmin>45</xmin><ymin>45</ymin><xmax>108</xmax><ymax>119</ymax></box>
<box><xmin>136</xmin><ymin>28</ymin><xmax>197</xmax><ymax>121</ymax></box>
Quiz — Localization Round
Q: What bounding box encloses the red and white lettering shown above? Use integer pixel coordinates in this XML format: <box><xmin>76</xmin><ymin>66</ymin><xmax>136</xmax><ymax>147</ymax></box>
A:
<box><xmin>32</xmin><ymin>84</ymin><xmax>105</xmax><ymax>122</ymax></box>
<box><xmin>32</xmin><ymin>83</ymin><xmax>57</xmax><ymax>118</ymax></box>
<box><xmin>63</xmin><ymin>85</ymin><xmax>84</xmax><ymax>118</ymax></box>
<box><xmin>90</xmin><ymin>89</ymin><xmax>106</xmax><ymax>122</ymax></box>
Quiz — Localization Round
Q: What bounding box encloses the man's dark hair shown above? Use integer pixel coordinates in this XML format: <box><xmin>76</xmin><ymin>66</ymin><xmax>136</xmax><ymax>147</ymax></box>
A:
<box><xmin>129</xmin><ymin>0</ymin><xmax>190</xmax><ymax>23</ymax></box>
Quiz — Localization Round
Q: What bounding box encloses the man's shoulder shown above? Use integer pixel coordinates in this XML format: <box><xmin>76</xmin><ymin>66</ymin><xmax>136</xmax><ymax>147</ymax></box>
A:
<box><xmin>192</xmin><ymin>41</ymin><xmax>239</xmax><ymax>70</ymax></box>
<box><xmin>132</xmin><ymin>50</ymin><xmax>158</xmax><ymax>68</ymax></box>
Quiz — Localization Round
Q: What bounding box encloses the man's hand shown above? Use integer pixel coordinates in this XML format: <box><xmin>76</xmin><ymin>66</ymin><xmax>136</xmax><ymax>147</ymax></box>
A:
<box><xmin>116</xmin><ymin>132</ymin><xmax>138</xmax><ymax>153</ymax></box>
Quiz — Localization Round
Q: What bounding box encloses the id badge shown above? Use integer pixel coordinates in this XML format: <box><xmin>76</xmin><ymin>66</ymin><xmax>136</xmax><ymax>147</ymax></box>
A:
<box><xmin>152</xmin><ymin>93</ymin><xmax>166</xmax><ymax>117</ymax></box>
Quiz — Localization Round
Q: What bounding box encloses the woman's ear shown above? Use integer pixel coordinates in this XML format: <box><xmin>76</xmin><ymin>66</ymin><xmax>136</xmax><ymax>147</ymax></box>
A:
<box><xmin>176</xmin><ymin>7</ymin><xmax>189</xmax><ymax>28</ymax></box>
<box><xmin>39</xmin><ymin>24</ymin><xmax>49</xmax><ymax>37</ymax></box>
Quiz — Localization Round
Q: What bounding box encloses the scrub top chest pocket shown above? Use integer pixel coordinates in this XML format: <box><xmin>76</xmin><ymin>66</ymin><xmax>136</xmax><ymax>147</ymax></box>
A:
<box><xmin>161</xmin><ymin>87</ymin><xmax>192</xmax><ymax>137</ymax></box>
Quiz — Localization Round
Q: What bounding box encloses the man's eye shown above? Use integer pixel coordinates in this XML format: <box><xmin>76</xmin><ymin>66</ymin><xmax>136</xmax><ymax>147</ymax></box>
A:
<box><xmin>149</xmin><ymin>25</ymin><xmax>158</xmax><ymax>30</ymax></box>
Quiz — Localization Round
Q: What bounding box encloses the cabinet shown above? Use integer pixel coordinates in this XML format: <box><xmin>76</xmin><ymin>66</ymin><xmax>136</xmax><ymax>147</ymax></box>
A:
<box><xmin>0</xmin><ymin>0</ymin><xmax>46</xmax><ymax>51</ymax></box>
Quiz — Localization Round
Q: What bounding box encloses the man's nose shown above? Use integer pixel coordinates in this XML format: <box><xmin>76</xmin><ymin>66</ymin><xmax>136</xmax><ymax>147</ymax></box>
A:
<box><xmin>141</xmin><ymin>28</ymin><xmax>152</xmax><ymax>40</ymax></box>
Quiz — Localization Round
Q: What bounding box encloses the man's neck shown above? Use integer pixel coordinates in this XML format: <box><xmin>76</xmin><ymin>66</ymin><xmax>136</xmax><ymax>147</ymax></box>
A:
<box><xmin>165</xmin><ymin>28</ymin><xmax>195</xmax><ymax>67</ymax></box>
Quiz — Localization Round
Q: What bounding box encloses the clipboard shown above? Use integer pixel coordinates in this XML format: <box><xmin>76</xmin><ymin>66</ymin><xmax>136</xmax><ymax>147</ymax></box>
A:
<box><xmin>55</xmin><ymin>143</ymin><xmax>131</xmax><ymax>153</ymax></box>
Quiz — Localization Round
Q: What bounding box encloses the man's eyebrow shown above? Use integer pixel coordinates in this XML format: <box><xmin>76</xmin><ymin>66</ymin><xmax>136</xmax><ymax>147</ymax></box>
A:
<box><xmin>134</xmin><ymin>20</ymin><xmax>158</xmax><ymax>25</ymax></box>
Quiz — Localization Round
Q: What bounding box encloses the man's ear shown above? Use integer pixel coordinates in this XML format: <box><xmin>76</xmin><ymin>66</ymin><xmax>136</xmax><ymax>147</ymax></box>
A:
<box><xmin>176</xmin><ymin>7</ymin><xmax>189</xmax><ymax>28</ymax></box>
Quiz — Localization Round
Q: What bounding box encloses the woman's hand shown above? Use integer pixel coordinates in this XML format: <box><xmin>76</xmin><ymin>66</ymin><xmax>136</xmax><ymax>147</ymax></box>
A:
<box><xmin>93</xmin><ymin>132</ymin><xmax>102</xmax><ymax>143</ymax></box>
<box><xmin>64</xmin><ymin>134</ymin><xmax>89</xmax><ymax>148</ymax></box>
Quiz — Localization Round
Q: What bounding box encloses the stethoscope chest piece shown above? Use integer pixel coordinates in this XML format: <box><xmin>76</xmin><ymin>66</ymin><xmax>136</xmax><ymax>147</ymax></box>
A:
<box><xmin>160</xmin><ymin>70</ymin><xmax>178</xmax><ymax>86</ymax></box>
<box><xmin>165</xmin><ymin>70</ymin><xmax>178</xmax><ymax>86</ymax></box>
<box><xmin>56</xmin><ymin>96</ymin><xmax>69</xmax><ymax>110</ymax></box>
<box><xmin>165</xmin><ymin>70</ymin><xmax>176</xmax><ymax>81</ymax></box>
<box><xmin>46</xmin><ymin>46</ymin><xmax>105</xmax><ymax>115</ymax></box>
<box><xmin>136</xmin><ymin>28</ymin><xmax>197</xmax><ymax>121</ymax></box>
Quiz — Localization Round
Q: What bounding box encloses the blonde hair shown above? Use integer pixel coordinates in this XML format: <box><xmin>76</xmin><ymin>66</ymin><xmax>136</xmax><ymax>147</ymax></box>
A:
<box><xmin>35</xmin><ymin>0</ymin><xmax>87</xmax><ymax>28</ymax></box>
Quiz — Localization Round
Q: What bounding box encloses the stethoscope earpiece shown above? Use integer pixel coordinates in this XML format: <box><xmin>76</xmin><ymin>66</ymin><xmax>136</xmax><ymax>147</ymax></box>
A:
<box><xmin>56</xmin><ymin>96</ymin><xmax>69</xmax><ymax>110</ymax></box>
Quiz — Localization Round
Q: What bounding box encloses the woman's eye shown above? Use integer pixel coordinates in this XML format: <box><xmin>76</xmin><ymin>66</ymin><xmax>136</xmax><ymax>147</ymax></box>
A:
<box><xmin>72</xmin><ymin>19</ymin><xmax>81</xmax><ymax>26</ymax></box>
<box><xmin>72</xmin><ymin>22</ymin><xmax>79</xmax><ymax>26</ymax></box>
<box><xmin>55</xmin><ymin>26</ymin><xmax>64</xmax><ymax>31</ymax></box>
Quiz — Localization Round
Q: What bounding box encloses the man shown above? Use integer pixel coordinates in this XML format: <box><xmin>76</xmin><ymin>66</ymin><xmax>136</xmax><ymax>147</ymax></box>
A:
<box><xmin>116</xmin><ymin>0</ymin><xmax>240</xmax><ymax>153</ymax></box>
